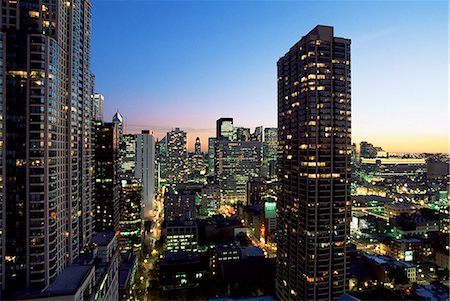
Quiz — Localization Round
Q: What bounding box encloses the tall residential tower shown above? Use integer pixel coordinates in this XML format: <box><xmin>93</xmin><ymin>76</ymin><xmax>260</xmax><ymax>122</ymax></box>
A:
<box><xmin>135</xmin><ymin>130</ymin><xmax>155</xmax><ymax>218</ymax></box>
<box><xmin>276</xmin><ymin>25</ymin><xmax>352</xmax><ymax>300</ymax></box>
<box><xmin>1</xmin><ymin>0</ymin><xmax>95</xmax><ymax>296</ymax></box>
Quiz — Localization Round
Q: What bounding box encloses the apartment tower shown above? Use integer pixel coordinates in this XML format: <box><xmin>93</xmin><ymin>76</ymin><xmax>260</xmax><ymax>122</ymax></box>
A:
<box><xmin>276</xmin><ymin>25</ymin><xmax>352</xmax><ymax>300</ymax></box>
<box><xmin>0</xmin><ymin>0</ymin><xmax>95</xmax><ymax>296</ymax></box>
<box><xmin>135</xmin><ymin>130</ymin><xmax>155</xmax><ymax>218</ymax></box>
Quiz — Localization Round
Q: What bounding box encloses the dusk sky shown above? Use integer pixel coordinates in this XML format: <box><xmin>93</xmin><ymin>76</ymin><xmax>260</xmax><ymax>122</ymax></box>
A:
<box><xmin>92</xmin><ymin>0</ymin><xmax>448</xmax><ymax>153</ymax></box>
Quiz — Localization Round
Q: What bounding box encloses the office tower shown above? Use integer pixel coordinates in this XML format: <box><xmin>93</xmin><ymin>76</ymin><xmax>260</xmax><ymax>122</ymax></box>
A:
<box><xmin>276</xmin><ymin>25</ymin><xmax>351</xmax><ymax>300</ymax></box>
<box><xmin>164</xmin><ymin>188</ymin><xmax>197</xmax><ymax>221</ymax></box>
<box><xmin>216</xmin><ymin>117</ymin><xmax>235</xmax><ymax>141</ymax></box>
<box><xmin>208</xmin><ymin>137</ymin><xmax>216</xmax><ymax>176</ymax></box>
<box><xmin>93</xmin><ymin>93</ymin><xmax>105</xmax><ymax>121</ymax></box>
<box><xmin>94</xmin><ymin>121</ymin><xmax>120</xmax><ymax>232</ymax></box>
<box><xmin>236</xmin><ymin>127</ymin><xmax>251</xmax><ymax>142</ymax></box>
<box><xmin>215</xmin><ymin>140</ymin><xmax>262</xmax><ymax>203</ymax></box>
<box><xmin>262</xmin><ymin>128</ymin><xmax>278</xmax><ymax>180</ymax></box>
<box><xmin>195</xmin><ymin>137</ymin><xmax>201</xmax><ymax>155</ymax></box>
<box><xmin>122</xmin><ymin>134</ymin><xmax>137</xmax><ymax>177</ymax></box>
<box><xmin>112</xmin><ymin>111</ymin><xmax>124</xmax><ymax>138</ymax></box>
<box><xmin>112</xmin><ymin>111</ymin><xmax>124</xmax><ymax>175</ymax></box>
<box><xmin>135</xmin><ymin>130</ymin><xmax>156</xmax><ymax>218</ymax></box>
<box><xmin>189</xmin><ymin>137</ymin><xmax>207</xmax><ymax>183</ymax></box>
<box><xmin>156</xmin><ymin>136</ymin><xmax>168</xmax><ymax>183</ymax></box>
<box><xmin>167</xmin><ymin>128</ymin><xmax>188</xmax><ymax>183</ymax></box>
<box><xmin>247</xmin><ymin>177</ymin><xmax>267</xmax><ymax>206</ymax></box>
<box><xmin>252</xmin><ymin>126</ymin><xmax>263</xmax><ymax>142</ymax></box>
<box><xmin>119</xmin><ymin>178</ymin><xmax>143</xmax><ymax>252</ymax></box>
<box><xmin>1</xmin><ymin>0</ymin><xmax>95</xmax><ymax>295</ymax></box>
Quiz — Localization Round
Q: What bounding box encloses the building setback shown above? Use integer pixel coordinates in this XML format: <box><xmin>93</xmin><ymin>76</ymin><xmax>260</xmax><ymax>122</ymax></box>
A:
<box><xmin>276</xmin><ymin>25</ymin><xmax>352</xmax><ymax>300</ymax></box>
<box><xmin>0</xmin><ymin>0</ymin><xmax>95</xmax><ymax>296</ymax></box>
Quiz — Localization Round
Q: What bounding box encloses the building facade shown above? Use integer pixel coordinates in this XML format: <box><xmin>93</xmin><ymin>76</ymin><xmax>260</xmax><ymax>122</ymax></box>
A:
<box><xmin>155</xmin><ymin>136</ymin><xmax>168</xmax><ymax>185</ymax></box>
<box><xmin>166</xmin><ymin>128</ymin><xmax>188</xmax><ymax>184</ymax></box>
<box><xmin>208</xmin><ymin>137</ymin><xmax>216</xmax><ymax>176</ymax></box>
<box><xmin>135</xmin><ymin>130</ymin><xmax>155</xmax><ymax>218</ymax></box>
<box><xmin>119</xmin><ymin>178</ymin><xmax>143</xmax><ymax>252</ymax></box>
<box><xmin>276</xmin><ymin>25</ymin><xmax>352</xmax><ymax>300</ymax></box>
<box><xmin>215</xmin><ymin>140</ymin><xmax>262</xmax><ymax>203</ymax></box>
<box><xmin>94</xmin><ymin>121</ymin><xmax>120</xmax><ymax>232</ymax></box>
<box><xmin>1</xmin><ymin>0</ymin><xmax>95</xmax><ymax>295</ymax></box>
<box><xmin>216</xmin><ymin>118</ymin><xmax>235</xmax><ymax>141</ymax></box>
<box><xmin>262</xmin><ymin>128</ymin><xmax>278</xmax><ymax>180</ymax></box>
<box><xmin>121</xmin><ymin>134</ymin><xmax>137</xmax><ymax>178</ymax></box>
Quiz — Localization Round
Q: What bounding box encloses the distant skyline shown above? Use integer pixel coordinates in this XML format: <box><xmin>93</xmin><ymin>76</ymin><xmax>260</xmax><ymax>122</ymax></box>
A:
<box><xmin>92</xmin><ymin>0</ymin><xmax>448</xmax><ymax>153</ymax></box>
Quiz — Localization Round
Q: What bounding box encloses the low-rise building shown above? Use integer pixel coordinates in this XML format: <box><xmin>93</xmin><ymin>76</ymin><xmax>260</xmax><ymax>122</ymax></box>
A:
<box><xmin>164</xmin><ymin>220</ymin><xmax>199</xmax><ymax>253</ymax></box>
<box><xmin>18</xmin><ymin>232</ymin><xmax>119</xmax><ymax>301</ymax></box>
<box><xmin>385</xmin><ymin>202</ymin><xmax>421</xmax><ymax>218</ymax></box>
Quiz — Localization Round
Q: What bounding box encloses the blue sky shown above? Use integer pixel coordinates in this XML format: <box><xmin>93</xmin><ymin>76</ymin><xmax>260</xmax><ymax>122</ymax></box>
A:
<box><xmin>91</xmin><ymin>0</ymin><xmax>448</xmax><ymax>152</ymax></box>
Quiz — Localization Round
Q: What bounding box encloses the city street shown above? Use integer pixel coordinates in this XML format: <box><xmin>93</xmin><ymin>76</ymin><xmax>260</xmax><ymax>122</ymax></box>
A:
<box><xmin>133</xmin><ymin>188</ymin><xmax>165</xmax><ymax>301</ymax></box>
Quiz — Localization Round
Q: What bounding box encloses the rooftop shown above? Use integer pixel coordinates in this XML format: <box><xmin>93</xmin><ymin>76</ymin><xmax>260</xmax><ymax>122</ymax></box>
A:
<box><xmin>91</xmin><ymin>231</ymin><xmax>115</xmax><ymax>246</ymax></box>
<box><xmin>43</xmin><ymin>264</ymin><xmax>94</xmax><ymax>296</ymax></box>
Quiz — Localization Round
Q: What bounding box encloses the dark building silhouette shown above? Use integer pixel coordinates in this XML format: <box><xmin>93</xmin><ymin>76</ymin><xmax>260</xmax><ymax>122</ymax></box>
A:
<box><xmin>276</xmin><ymin>25</ymin><xmax>352</xmax><ymax>300</ymax></box>
<box><xmin>94</xmin><ymin>122</ymin><xmax>120</xmax><ymax>232</ymax></box>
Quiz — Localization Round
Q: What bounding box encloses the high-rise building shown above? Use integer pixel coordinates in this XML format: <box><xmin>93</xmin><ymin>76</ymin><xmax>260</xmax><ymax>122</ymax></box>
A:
<box><xmin>156</xmin><ymin>136</ymin><xmax>168</xmax><ymax>184</ymax></box>
<box><xmin>208</xmin><ymin>137</ymin><xmax>216</xmax><ymax>176</ymax></box>
<box><xmin>262</xmin><ymin>128</ymin><xmax>278</xmax><ymax>180</ymax></box>
<box><xmin>1</xmin><ymin>0</ymin><xmax>95</xmax><ymax>295</ymax></box>
<box><xmin>93</xmin><ymin>93</ymin><xmax>105</xmax><ymax>121</ymax></box>
<box><xmin>119</xmin><ymin>178</ymin><xmax>143</xmax><ymax>252</ymax></box>
<box><xmin>135</xmin><ymin>130</ymin><xmax>156</xmax><ymax>218</ymax></box>
<box><xmin>276</xmin><ymin>25</ymin><xmax>352</xmax><ymax>300</ymax></box>
<box><xmin>94</xmin><ymin>121</ymin><xmax>120</xmax><ymax>232</ymax></box>
<box><xmin>195</xmin><ymin>137</ymin><xmax>201</xmax><ymax>155</ymax></box>
<box><xmin>236</xmin><ymin>127</ymin><xmax>251</xmax><ymax>142</ymax></box>
<box><xmin>189</xmin><ymin>137</ymin><xmax>207</xmax><ymax>183</ymax></box>
<box><xmin>122</xmin><ymin>134</ymin><xmax>137</xmax><ymax>177</ymax></box>
<box><xmin>164</xmin><ymin>187</ymin><xmax>197</xmax><ymax>222</ymax></box>
<box><xmin>215</xmin><ymin>140</ymin><xmax>262</xmax><ymax>203</ymax></box>
<box><xmin>112</xmin><ymin>111</ymin><xmax>124</xmax><ymax>174</ymax></box>
<box><xmin>252</xmin><ymin>126</ymin><xmax>263</xmax><ymax>142</ymax></box>
<box><xmin>112</xmin><ymin>111</ymin><xmax>124</xmax><ymax>138</ymax></box>
<box><xmin>167</xmin><ymin>128</ymin><xmax>188</xmax><ymax>184</ymax></box>
<box><xmin>216</xmin><ymin>118</ymin><xmax>235</xmax><ymax>141</ymax></box>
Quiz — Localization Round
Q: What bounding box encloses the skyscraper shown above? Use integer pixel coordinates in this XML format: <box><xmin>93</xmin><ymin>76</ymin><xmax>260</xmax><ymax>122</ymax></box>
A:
<box><xmin>208</xmin><ymin>137</ymin><xmax>216</xmax><ymax>176</ymax></box>
<box><xmin>215</xmin><ymin>140</ymin><xmax>262</xmax><ymax>203</ymax></box>
<box><xmin>155</xmin><ymin>136</ymin><xmax>168</xmax><ymax>184</ymax></box>
<box><xmin>135</xmin><ymin>130</ymin><xmax>156</xmax><ymax>218</ymax></box>
<box><xmin>93</xmin><ymin>93</ymin><xmax>105</xmax><ymax>121</ymax></box>
<box><xmin>1</xmin><ymin>0</ymin><xmax>95</xmax><ymax>295</ymax></box>
<box><xmin>112</xmin><ymin>111</ymin><xmax>124</xmax><ymax>175</ymax></box>
<box><xmin>94</xmin><ymin>121</ymin><xmax>120</xmax><ymax>232</ymax></box>
<box><xmin>119</xmin><ymin>178</ymin><xmax>143</xmax><ymax>252</ymax></box>
<box><xmin>188</xmin><ymin>138</ymin><xmax>207</xmax><ymax>183</ymax></box>
<box><xmin>216</xmin><ymin>118</ymin><xmax>235</xmax><ymax>141</ymax></box>
<box><xmin>262</xmin><ymin>128</ymin><xmax>278</xmax><ymax>180</ymax></box>
<box><xmin>122</xmin><ymin>134</ymin><xmax>137</xmax><ymax>177</ymax></box>
<box><xmin>166</xmin><ymin>128</ymin><xmax>188</xmax><ymax>183</ymax></box>
<box><xmin>276</xmin><ymin>25</ymin><xmax>352</xmax><ymax>300</ymax></box>
<box><xmin>195</xmin><ymin>137</ymin><xmax>201</xmax><ymax>155</ymax></box>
